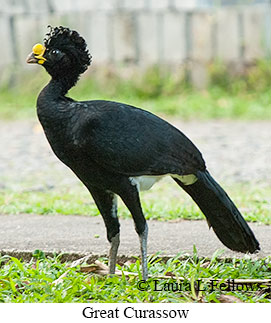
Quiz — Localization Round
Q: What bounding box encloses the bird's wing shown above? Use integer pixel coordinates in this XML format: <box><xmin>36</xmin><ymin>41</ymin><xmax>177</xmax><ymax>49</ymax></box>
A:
<box><xmin>71</xmin><ymin>101</ymin><xmax>205</xmax><ymax>176</ymax></box>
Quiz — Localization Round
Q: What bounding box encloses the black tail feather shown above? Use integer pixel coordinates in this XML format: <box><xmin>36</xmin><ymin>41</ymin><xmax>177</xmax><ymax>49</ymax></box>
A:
<box><xmin>174</xmin><ymin>170</ymin><xmax>260</xmax><ymax>253</ymax></box>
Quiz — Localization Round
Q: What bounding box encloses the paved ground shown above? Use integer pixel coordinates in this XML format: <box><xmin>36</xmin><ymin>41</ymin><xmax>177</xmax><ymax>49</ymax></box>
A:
<box><xmin>0</xmin><ymin>119</ymin><xmax>270</xmax><ymax>260</ymax></box>
<box><xmin>0</xmin><ymin>214</ymin><xmax>270</xmax><ymax>261</ymax></box>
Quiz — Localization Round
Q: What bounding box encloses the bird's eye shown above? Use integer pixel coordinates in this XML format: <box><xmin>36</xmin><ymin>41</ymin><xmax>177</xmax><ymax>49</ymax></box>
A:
<box><xmin>51</xmin><ymin>49</ymin><xmax>60</xmax><ymax>56</ymax></box>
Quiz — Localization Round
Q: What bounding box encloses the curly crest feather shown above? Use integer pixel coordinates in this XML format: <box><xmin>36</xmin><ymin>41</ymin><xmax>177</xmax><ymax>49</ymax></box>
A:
<box><xmin>44</xmin><ymin>25</ymin><xmax>91</xmax><ymax>74</ymax></box>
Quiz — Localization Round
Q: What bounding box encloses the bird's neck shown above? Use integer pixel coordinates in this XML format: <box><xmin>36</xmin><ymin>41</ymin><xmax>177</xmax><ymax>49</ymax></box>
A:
<box><xmin>45</xmin><ymin>75</ymin><xmax>79</xmax><ymax>98</ymax></box>
<box><xmin>37</xmin><ymin>76</ymin><xmax>78</xmax><ymax>124</ymax></box>
<box><xmin>37</xmin><ymin>71</ymin><xmax>81</xmax><ymax>126</ymax></box>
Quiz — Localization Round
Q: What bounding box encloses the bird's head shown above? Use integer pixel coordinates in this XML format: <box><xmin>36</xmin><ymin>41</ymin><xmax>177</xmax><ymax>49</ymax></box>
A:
<box><xmin>26</xmin><ymin>26</ymin><xmax>91</xmax><ymax>80</ymax></box>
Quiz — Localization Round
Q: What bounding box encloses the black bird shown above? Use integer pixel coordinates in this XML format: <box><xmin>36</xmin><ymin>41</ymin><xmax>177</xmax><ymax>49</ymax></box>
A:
<box><xmin>26</xmin><ymin>26</ymin><xmax>259</xmax><ymax>279</ymax></box>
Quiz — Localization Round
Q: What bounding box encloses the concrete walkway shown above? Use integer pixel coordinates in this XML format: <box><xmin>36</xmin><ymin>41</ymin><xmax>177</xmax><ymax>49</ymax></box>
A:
<box><xmin>0</xmin><ymin>214</ymin><xmax>270</xmax><ymax>261</ymax></box>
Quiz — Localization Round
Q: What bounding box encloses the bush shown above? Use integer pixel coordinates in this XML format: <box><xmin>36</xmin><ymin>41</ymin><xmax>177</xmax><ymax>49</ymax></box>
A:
<box><xmin>208</xmin><ymin>59</ymin><xmax>271</xmax><ymax>93</ymax></box>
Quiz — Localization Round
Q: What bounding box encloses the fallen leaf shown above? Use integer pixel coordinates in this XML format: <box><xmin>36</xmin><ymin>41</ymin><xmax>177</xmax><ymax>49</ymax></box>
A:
<box><xmin>201</xmin><ymin>261</ymin><xmax>210</xmax><ymax>268</ymax></box>
<box><xmin>165</xmin><ymin>271</ymin><xmax>175</xmax><ymax>277</ymax></box>
<box><xmin>69</xmin><ymin>254</ymin><xmax>94</xmax><ymax>268</ymax></box>
<box><xmin>218</xmin><ymin>294</ymin><xmax>243</xmax><ymax>303</ymax></box>
<box><xmin>80</xmin><ymin>265</ymin><xmax>101</xmax><ymax>273</ymax></box>
<box><xmin>52</xmin><ymin>271</ymin><xmax>69</xmax><ymax>286</ymax></box>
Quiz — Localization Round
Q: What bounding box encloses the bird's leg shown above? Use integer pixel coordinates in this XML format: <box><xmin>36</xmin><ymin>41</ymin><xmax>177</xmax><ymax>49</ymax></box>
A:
<box><xmin>119</xmin><ymin>184</ymin><xmax>149</xmax><ymax>280</ymax></box>
<box><xmin>89</xmin><ymin>188</ymin><xmax>120</xmax><ymax>275</ymax></box>
<box><xmin>109</xmin><ymin>233</ymin><xmax>120</xmax><ymax>274</ymax></box>
<box><xmin>139</xmin><ymin>223</ymin><xmax>148</xmax><ymax>280</ymax></box>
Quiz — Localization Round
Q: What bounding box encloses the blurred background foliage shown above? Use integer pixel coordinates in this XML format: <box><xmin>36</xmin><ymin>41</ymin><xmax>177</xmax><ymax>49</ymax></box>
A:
<box><xmin>1</xmin><ymin>59</ymin><xmax>270</xmax><ymax>120</ymax></box>
<box><xmin>1</xmin><ymin>0</ymin><xmax>270</xmax><ymax>120</ymax></box>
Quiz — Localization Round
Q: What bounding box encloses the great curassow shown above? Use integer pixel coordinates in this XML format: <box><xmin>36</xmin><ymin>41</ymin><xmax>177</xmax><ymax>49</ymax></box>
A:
<box><xmin>26</xmin><ymin>26</ymin><xmax>259</xmax><ymax>280</ymax></box>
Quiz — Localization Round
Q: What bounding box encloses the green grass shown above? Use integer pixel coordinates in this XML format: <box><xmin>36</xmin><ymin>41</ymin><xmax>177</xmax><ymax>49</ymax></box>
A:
<box><xmin>0</xmin><ymin>250</ymin><xmax>270</xmax><ymax>302</ymax></box>
<box><xmin>1</xmin><ymin>60</ymin><xmax>271</xmax><ymax>120</ymax></box>
<box><xmin>1</xmin><ymin>181</ymin><xmax>270</xmax><ymax>303</ymax></box>
<box><xmin>1</xmin><ymin>81</ymin><xmax>270</xmax><ymax>120</ymax></box>
<box><xmin>0</xmin><ymin>180</ymin><xmax>270</xmax><ymax>224</ymax></box>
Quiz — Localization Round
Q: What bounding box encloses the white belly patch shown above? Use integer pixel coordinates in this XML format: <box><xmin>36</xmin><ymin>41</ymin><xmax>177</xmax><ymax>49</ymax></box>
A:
<box><xmin>129</xmin><ymin>174</ymin><xmax>197</xmax><ymax>191</ymax></box>
<box><xmin>129</xmin><ymin>175</ymin><xmax>164</xmax><ymax>191</ymax></box>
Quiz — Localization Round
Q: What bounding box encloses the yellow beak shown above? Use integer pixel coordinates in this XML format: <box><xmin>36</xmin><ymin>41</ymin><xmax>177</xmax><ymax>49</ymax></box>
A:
<box><xmin>26</xmin><ymin>43</ymin><xmax>47</xmax><ymax>64</ymax></box>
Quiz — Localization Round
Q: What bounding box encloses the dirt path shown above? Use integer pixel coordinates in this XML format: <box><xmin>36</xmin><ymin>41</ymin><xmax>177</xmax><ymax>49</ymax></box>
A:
<box><xmin>0</xmin><ymin>119</ymin><xmax>270</xmax><ymax>190</ymax></box>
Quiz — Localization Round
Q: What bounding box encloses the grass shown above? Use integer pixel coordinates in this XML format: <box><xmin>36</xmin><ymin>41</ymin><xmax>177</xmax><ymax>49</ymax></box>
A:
<box><xmin>1</xmin><ymin>81</ymin><xmax>270</xmax><ymax>120</ymax></box>
<box><xmin>0</xmin><ymin>60</ymin><xmax>271</xmax><ymax>120</ymax></box>
<box><xmin>1</xmin><ymin>181</ymin><xmax>270</xmax><ymax>303</ymax></box>
<box><xmin>0</xmin><ymin>250</ymin><xmax>270</xmax><ymax>303</ymax></box>
<box><xmin>0</xmin><ymin>180</ymin><xmax>270</xmax><ymax>224</ymax></box>
<box><xmin>1</xmin><ymin>174</ymin><xmax>269</xmax><ymax>305</ymax></box>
